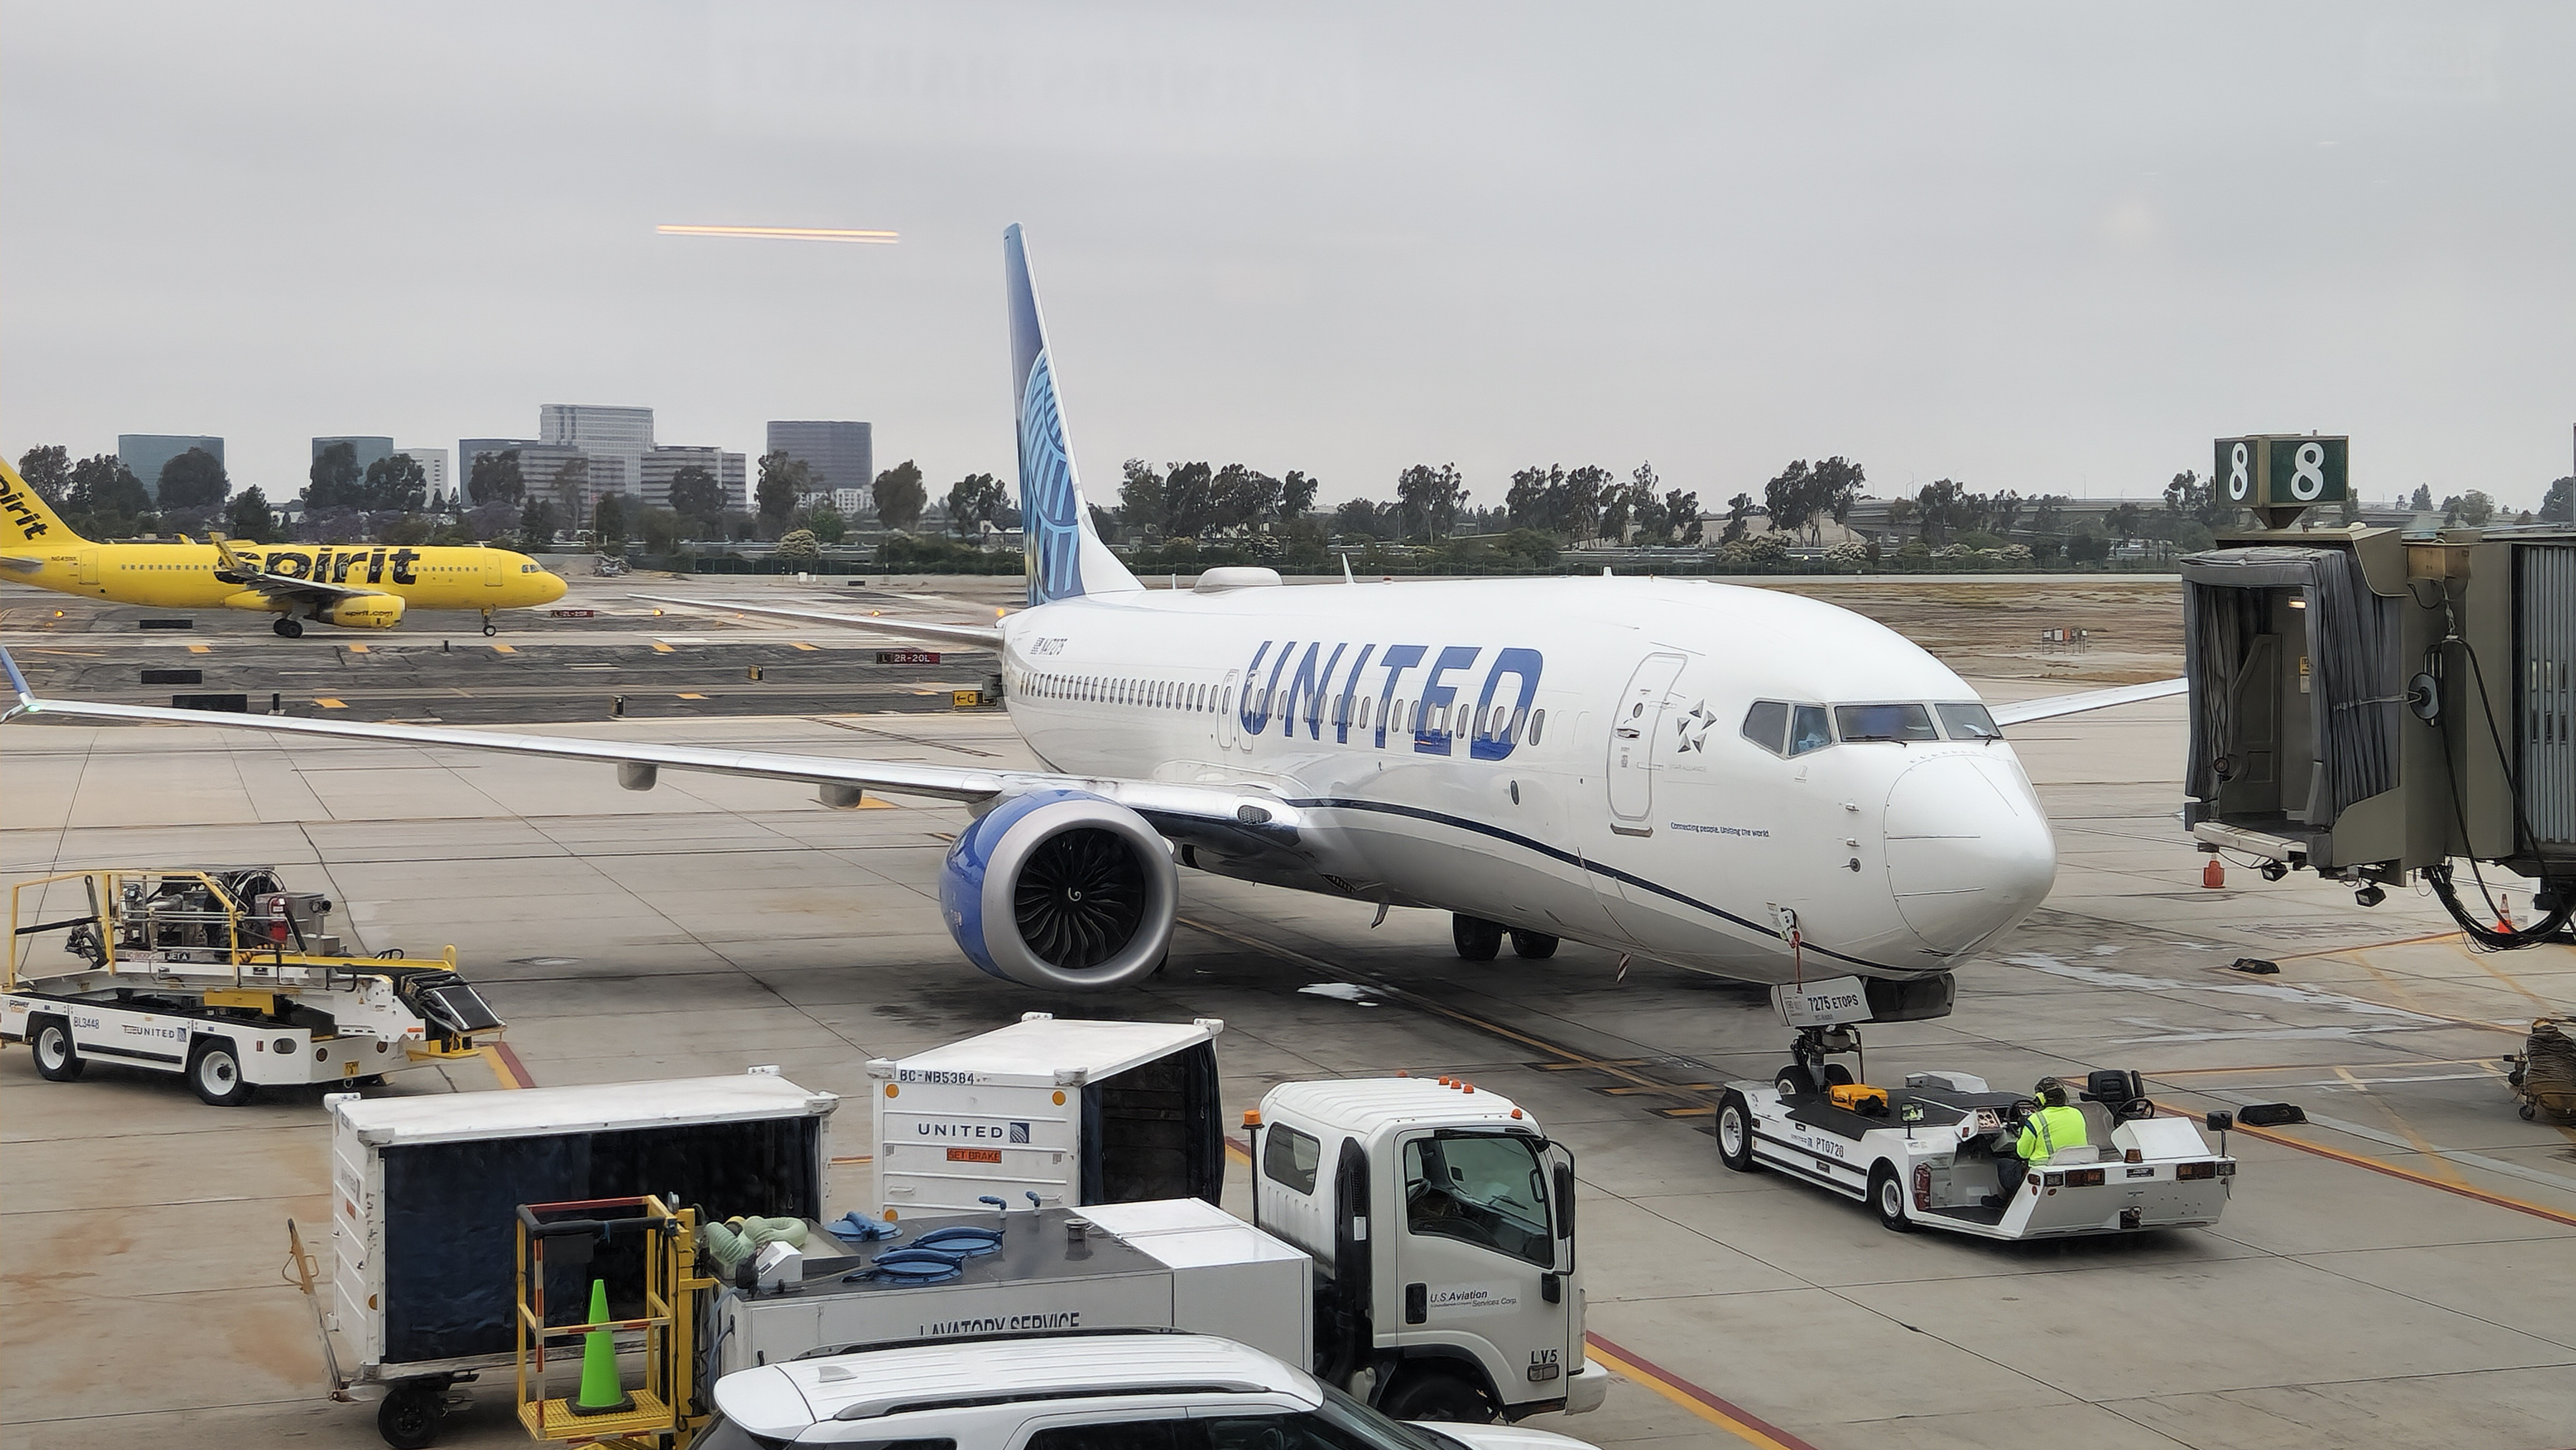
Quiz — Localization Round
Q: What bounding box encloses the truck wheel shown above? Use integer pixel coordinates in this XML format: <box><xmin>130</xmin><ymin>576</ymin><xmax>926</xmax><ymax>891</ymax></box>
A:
<box><xmin>1451</xmin><ymin>915</ymin><xmax>1503</xmax><ymax>962</ymax></box>
<box><xmin>187</xmin><ymin>1038</ymin><xmax>256</xmax><ymax>1106</ymax></box>
<box><xmin>378</xmin><ymin>1382</ymin><xmax>443</xmax><ymax>1449</ymax></box>
<box><xmin>1716</xmin><ymin>1092</ymin><xmax>1758</xmax><ymax>1172</ymax></box>
<box><xmin>1508</xmin><ymin>929</ymin><xmax>1559</xmax><ymax>959</ymax></box>
<box><xmin>31</xmin><ymin>1018</ymin><xmax>85</xmax><ymax>1082</ymax></box>
<box><xmin>1870</xmin><ymin>1163</ymin><xmax>1913</xmax><ymax>1233</ymax></box>
<box><xmin>1381</xmin><ymin>1366</ymin><xmax>1492</xmax><ymax>1423</ymax></box>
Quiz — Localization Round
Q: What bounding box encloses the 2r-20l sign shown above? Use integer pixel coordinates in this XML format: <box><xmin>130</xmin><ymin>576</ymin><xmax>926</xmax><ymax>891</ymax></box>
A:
<box><xmin>2215</xmin><ymin>435</ymin><xmax>2348</xmax><ymax>508</ymax></box>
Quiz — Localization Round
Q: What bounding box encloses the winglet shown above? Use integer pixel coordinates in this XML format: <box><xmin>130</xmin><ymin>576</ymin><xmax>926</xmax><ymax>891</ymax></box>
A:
<box><xmin>1341</xmin><ymin>552</ymin><xmax>1355</xmax><ymax>584</ymax></box>
<box><xmin>0</xmin><ymin>645</ymin><xmax>38</xmax><ymax>721</ymax></box>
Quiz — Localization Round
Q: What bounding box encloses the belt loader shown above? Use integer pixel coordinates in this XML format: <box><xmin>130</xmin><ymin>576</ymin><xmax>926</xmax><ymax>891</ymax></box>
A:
<box><xmin>3</xmin><ymin>867</ymin><xmax>502</xmax><ymax>1104</ymax></box>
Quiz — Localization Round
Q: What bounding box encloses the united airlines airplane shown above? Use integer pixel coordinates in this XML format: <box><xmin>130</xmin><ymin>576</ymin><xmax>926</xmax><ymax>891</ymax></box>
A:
<box><xmin>2</xmin><ymin>225</ymin><xmax>2175</xmax><ymax>1037</ymax></box>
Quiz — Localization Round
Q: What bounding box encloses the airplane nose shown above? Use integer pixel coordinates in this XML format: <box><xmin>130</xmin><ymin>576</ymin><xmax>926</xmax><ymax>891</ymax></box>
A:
<box><xmin>1882</xmin><ymin>753</ymin><xmax>2056</xmax><ymax>955</ymax></box>
<box><xmin>542</xmin><ymin>572</ymin><xmax>568</xmax><ymax>602</ymax></box>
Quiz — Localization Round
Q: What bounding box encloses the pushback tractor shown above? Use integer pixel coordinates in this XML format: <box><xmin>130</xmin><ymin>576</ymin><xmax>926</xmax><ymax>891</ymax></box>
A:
<box><xmin>3</xmin><ymin>867</ymin><xmax>503</xmax><ymax>1104</ymax></box>
<box><xmin>1715</xmin><ymin>977</ymin><xmax>2237</xmax><ymax>1239</ymax></box>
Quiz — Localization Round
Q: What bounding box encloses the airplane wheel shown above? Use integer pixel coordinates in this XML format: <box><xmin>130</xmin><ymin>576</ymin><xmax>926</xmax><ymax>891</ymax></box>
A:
<box><xmin>187</xmin><ymin>1038</ymin><xmax>256</xmax><ymax>1107</ymax></box>
<box><xmin>31</xmin><ymin>1017</ymin><xmax>85</xmax><ymax>1082</ymax></box>
<box><xmin>1508</xmin><ymin>929</ymin><xmax>1559</xmax><ymax>959</ymax></box>
<box><xmin>274</xmin><ymin>616</ymin><xmax>303</xmax><ymax>638</ymax></box>
<box><xmin>1871</xmin><ymin>1162</ymin><xmax>1914</xmax><ymax>1232</ymax></box>
<box><xmin>481</xmin><ymin>621</ymin><xmax>498</xmax><ymax>637</ymax></box>
<box><xmin>1823</xmin><ymin>1064</ymin><xmax>1855</xmax><ymax>1087</ymax></box>
<box><xmin>1716</xmin><ymin>1092</ymin><xmax>1758</xmax><ymax>1172</ymax></box>
<box><xmin>1451</xmin><ymin>915</ymin><xmax>1503</xmax><ymax>962</ymax></box>
<box><xmin>1775</xmin><ymin>1065</ymin><xmax>1818</xmax><ymax>1099</ymax></box>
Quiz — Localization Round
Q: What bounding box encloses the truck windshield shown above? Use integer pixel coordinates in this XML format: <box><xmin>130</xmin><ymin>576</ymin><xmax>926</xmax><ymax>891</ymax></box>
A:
<box><xmin>1403</xmin><ymin>1134</ymin><xmax>1552</xmax><ymax>1267</ymax></box>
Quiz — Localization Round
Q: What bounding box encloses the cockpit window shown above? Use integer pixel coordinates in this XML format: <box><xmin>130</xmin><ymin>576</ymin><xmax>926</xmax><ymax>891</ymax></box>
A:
<box><xmin>1936</xmin><ymin>703</ymin><xmax>2002</xmax><ymax>740</ymax></box>
<box><xmin>1834</xmin><ymin>703</ymin><xmax>1938</xmax><ymax>743</ymax></box>
<box><xmin>1789</xmin><ymin>704</ymin><xmax>1833</xmax><ymax>755</ymax></box>
<box><xmin>1739</xmin><ymin>700</ymin><xmax>1789</xmax><ymax>755</ymax></box>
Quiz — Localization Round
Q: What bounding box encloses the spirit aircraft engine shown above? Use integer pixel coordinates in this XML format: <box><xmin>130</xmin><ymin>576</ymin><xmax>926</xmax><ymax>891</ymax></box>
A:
<box><xmin>314</xmin><ymin>594</ymin><xmax>405</xmax><ymax>629</ymax></box>
<box><xmin>939</xmin><ymin>789</ymin><xmax>1178</xmax><ymax>990</ymax></box>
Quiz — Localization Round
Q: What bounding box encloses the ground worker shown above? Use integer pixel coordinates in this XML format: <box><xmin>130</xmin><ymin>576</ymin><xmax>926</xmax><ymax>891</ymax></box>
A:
<box><xmin>1994</xmin><ymin>1077</ymin><xmax>2090</xmax><ymax>1201</ymax></box>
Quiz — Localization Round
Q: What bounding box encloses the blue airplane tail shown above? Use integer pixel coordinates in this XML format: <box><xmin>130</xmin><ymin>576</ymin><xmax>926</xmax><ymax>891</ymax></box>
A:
<box><xmin>1006</xmin><ymin>225</ymin><xmax>1140</xmax><ymax>607</ymax></box>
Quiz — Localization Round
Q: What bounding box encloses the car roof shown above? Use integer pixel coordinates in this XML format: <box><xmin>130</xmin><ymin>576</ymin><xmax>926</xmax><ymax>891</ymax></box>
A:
<box><xmin>713</xmin><ymin>1332</ymin><xmax>1319</xmax><ymax>1437</ymax></box>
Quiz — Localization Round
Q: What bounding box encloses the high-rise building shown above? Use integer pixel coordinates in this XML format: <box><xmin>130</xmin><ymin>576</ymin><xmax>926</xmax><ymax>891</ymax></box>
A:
<box><xmin>458</xmin><ymin>438</ymin><xmax>538</xmax><ymax>504</ymax></box>
<box><xmin>641</xmin><ymin>446</ymin><xmax>748</xmax><ymax>512</ymax></box>
<box><xmin>396</xmin><ymin>447</ymin><xmax>450</xmax><ymax>506</ymax></box>
<box><xmin>765</xmin><ymin>421</ymin><xmax>872</xmax><ymax>506</ymax></box>
<box><xmin>117</xmin><ymin>434</ymin><xmax>224</xmax><ymax>502</ymax></box>
<box><xmin>541</xmin><ymin>404</ymin><xmax>653</xmax><ymax>498</ymax></box>
<box><xmin>311</xmin><ymin>436</ymin><xmax>396</xmax><ymax>479</ymax></box>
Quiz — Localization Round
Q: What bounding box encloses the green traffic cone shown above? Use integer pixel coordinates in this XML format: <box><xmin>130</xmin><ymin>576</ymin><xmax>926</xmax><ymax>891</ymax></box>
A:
<box><xmin>566</xmin><ymin>1278</ymin><xmax>634</xmax><ymax>1417</ymax></box>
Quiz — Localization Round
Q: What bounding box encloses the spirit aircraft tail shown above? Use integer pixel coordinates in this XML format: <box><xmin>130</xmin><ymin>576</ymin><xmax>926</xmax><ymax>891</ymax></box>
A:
<box><xmin>1006</xmin><ymin>224</ymin><xmax>1140</xmax><ymax>607</ymax></box>
<box><xmin>0</xmin><ymin>460</ymin><xmax>86</xmax><ymax>556</ymax></box>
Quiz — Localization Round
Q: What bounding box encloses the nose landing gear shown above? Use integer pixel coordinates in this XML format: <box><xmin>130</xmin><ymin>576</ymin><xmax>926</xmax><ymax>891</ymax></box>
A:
<box><xmin>1775</xmin><ymin>1024</ymin><xmax>1862</xmax><ymax>1099</ymax></box>
<box><xmin>480</xmin><ymin>608</ymin><xmax>498</xmax><ymax>638</ymax></box>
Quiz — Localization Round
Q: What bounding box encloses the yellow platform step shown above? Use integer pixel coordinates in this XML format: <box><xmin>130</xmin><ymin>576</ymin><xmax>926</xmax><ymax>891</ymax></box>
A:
<box><xmin>518</xmin><ymin>1388</ymin><xmax>671</xmax><ymax>1444</ymax></box>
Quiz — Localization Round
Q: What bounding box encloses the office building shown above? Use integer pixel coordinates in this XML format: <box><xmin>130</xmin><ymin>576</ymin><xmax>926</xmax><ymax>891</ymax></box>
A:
<box><xmin>515</xmin><ymin>443</ymin><xmax>630</xmax><ymax>526</ymax></box>
<box><xmin>831</xmin><ymin>488</ymin><xmax>869</xmax><ymax>517</ymax></box>
<box><xmin>311</xmin><ymin>436</ymin><xmax>396</xmax><ymax>478</ymax></box>
<box><xmin>395</xmin><ymin>447</ymin><xmax>450</xmax><ymax>506</ymax></box>
<box><xmin>458</xmin><ymin>438</ymin><xmax>538</xmax><ymax>503</ymax></box>
<box><xmin>641</xmin><ymin>446</ymin><xmax>748</xmax><ymax>512</ymax></box>
<box><xmin>541</xmin><ymin>404</ymin><xmax>654</xmax><ymax>497</ymax></box>
<box><xmin>117</xmin><ymin>434</ymin><xmax>224</xmax><ymax>502</ymax></box>
<box><xmin>766</xmin><ymin>420</ymin><xmax>872</xmax><ymax>503</ymax></box>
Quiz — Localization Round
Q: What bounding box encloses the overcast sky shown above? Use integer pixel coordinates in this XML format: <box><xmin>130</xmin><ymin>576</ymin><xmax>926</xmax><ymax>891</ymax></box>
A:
<box><xmin>5</xmin><ymin>2</ymin><xmax>2569</xmax><ymax>512</ymax></box>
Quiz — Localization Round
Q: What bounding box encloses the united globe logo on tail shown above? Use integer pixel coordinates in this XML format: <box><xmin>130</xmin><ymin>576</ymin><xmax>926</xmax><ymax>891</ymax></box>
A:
<box><xmin>1017</xmin><ymin>349</ymin><xmax>1085</xmax><ymax>606</ymax></box>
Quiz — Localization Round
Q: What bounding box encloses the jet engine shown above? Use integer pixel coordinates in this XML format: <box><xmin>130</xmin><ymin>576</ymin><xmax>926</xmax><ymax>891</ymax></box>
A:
<box><xmin>939</xmin><ymin>789</ymin><xmax>1178</xmax><ymax>991</ymax></box>
<box><xmin>315</xmin><ymin>594</ymin><xmax>405</xmax><ymax>629</ymax></box>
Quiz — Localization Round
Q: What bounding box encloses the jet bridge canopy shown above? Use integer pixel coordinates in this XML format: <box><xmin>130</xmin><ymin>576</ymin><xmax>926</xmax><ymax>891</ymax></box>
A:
<box><xmin>2180</xmin><ymin>543</ymin><xmax>2403</xmax><ymax>844</ymax></box>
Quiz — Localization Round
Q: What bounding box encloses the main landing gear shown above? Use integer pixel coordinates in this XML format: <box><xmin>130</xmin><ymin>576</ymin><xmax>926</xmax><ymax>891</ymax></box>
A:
<box><xmin>272</xmin><ymin>616</ymin><xmax>304</xmax><ymax>638</ymax></box>
<box><xmin>1450</xmin><ymin>915</ymin><xmax>1561</xmax><ymax>962</ymax></box>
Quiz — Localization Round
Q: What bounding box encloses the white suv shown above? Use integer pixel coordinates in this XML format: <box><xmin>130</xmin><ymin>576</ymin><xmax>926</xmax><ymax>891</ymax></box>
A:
<box><xmin>703</xmin><ymin>1330</ymin><xmax>1600</xmax><ymax>1450</ymax></box>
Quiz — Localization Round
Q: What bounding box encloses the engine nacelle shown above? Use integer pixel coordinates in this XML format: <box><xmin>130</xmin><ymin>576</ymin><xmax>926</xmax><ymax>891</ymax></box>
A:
<box><xmin>940</xmin><ymin>789</ymin><xmax>1178</xmax><ymax>991</ymax></box>
<box><xmin>315</xmin><ymin>593</ymin><xmax>405</xmax><ymax>629</ymax></box>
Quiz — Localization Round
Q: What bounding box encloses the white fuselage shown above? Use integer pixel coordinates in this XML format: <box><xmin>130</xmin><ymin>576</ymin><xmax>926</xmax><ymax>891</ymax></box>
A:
<box><xmin>993</xmin><ymin>575</ymin><xmax>2056</xmax><ymax>986</ymax></box>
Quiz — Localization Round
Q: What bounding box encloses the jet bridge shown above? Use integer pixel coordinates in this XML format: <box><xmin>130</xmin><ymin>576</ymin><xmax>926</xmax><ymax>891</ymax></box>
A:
<box><xmin>2179</xmin><ymin>435</ymin><xmax>2573</xmax><ymax>944</ymax></box>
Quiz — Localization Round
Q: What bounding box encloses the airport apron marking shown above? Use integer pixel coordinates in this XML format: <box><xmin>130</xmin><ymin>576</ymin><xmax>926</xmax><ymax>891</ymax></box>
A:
<box><xmin>1283</xmin><ymin>796</ymin><xmax>1910</xmax><ymax>976</ymax></box>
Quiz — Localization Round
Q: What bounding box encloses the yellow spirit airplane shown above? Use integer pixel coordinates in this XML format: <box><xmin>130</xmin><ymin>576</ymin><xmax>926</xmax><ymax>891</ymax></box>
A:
<box><xmin>0</xmin><ymin>461</ymin><xmax>566</xmax><ymax>636</ymax></box>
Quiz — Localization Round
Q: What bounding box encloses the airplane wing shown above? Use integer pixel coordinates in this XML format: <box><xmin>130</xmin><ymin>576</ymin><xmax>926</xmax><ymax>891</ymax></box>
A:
<box><xmin>0</xmin><ymin>647</ymin><xmax>1297</xmax><ymax>854</ymax></box>
<box><xmin>632</xmin><ymin>594</ymin><xmax>1006</xmax><ymax>650</ymax></box>
<box><xmin>1989</xmin><ymin>678</ymin><xmax>2186</xmax><ymax>727</ymax></box>
<box><xmin>208</xmin><ymin>534</ymin><xmax>388</xmax><ymax>604</ymax></box>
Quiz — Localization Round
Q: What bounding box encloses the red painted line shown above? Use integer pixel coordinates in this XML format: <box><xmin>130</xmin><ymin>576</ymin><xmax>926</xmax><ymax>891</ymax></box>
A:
<box><xmin>1584</xmin><ymin>1332</ymin><xmax>1824</xmax><ymax>1450</ymax></box>
<box><xmin>491</xmin><ymin>1041</ymin><xmax>536</xmax><ymax>1089</ymax></box>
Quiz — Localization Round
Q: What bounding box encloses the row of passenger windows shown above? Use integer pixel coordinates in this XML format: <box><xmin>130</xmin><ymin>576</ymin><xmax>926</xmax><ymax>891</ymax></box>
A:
<box><xmin>1017</xmin><ymin>668</ymin><xmax>1548</xmax><ymax>746</ymax></box>
<box><xmin>1740</xmin><ymin>698</ymin><xmax>2002</xmax><ymax>756</ymax></box>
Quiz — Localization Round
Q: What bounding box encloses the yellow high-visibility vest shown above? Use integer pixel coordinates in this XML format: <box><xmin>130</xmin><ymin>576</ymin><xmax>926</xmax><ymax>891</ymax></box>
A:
<box><xmin>2017</xmin><ymin>1104</ymin><xmax>2090</xmax><ymax>1163</ymax></box>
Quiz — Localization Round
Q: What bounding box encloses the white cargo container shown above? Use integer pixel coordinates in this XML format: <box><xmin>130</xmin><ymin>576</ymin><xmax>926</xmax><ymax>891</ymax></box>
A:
<box><xmin>868</xmin><ymin>1012</ymin><xmax>1225</xmax><ymax>1217</ymax></box>
<box><xmin>324</xmin><ymin>1069</ymin><xmax>837</xmax><ymax>1438</ymax></box>
<box><xmin>714</xmin><ymin>1196</ymin><xmax>1312</xmax><ymax>1376</ymax></box>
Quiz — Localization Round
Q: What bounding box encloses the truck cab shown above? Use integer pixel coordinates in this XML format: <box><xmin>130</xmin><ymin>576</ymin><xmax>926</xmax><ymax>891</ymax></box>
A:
<box><xmin>1251</xmin><ymin>1077</ymin><xmax>1607</xmax><ymax>1423</ymax></box>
